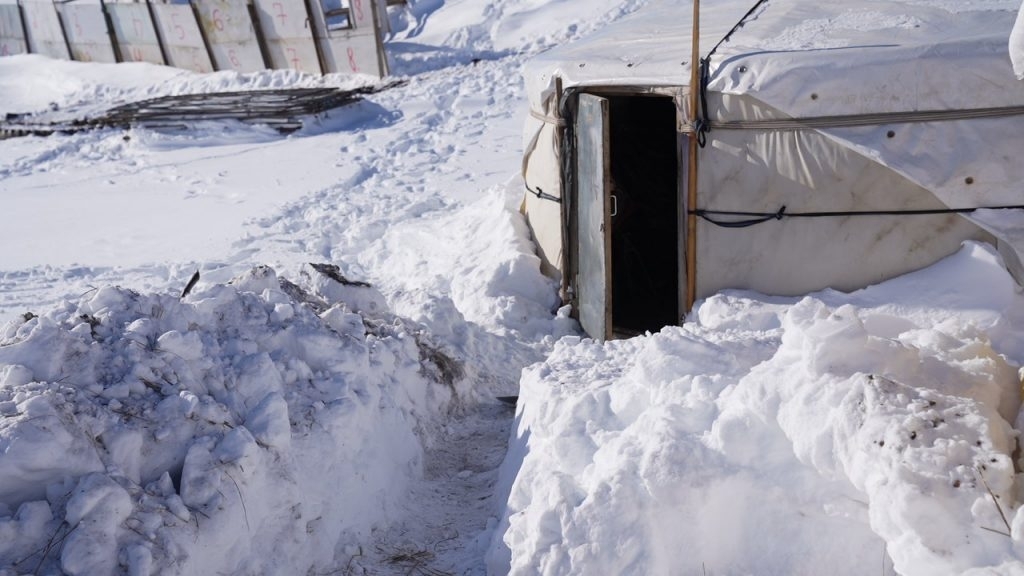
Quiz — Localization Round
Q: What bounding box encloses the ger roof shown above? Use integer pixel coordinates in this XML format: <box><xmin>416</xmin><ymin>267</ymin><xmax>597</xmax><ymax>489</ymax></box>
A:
<box><xmin>523</xmin><ymin>0</ymin><xmax>1024</xmax><ymax>276</ymax></box>
<box><xmin>524</xmin><ymin>0</ymin><xmax>1024</xmax><ymax>116</ymax></box>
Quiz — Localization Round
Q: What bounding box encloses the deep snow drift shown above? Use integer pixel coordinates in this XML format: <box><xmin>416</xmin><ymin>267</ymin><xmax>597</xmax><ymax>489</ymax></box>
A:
<box><xmin>3</xmin><ymin>0</ymin><xmax>1024</xmax><ymax>575</ymax></box>
<box><xmin>491</xmin><ymin>242</ymin><xmax>1024</xmax><ymax>576</ymax></box>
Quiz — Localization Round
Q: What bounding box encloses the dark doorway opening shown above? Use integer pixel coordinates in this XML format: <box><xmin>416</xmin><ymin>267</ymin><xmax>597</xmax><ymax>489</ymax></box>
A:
<box><xmin>608</xmin><ymin>95</ymin><xmax>679</xmax><ymax>335</ymax></box>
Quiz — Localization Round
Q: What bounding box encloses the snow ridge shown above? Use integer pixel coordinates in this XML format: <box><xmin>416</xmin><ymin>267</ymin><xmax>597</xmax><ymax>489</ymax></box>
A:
<box><xmin>0</xmin><ymin>264</ymin><xmax>457</xmax><ymax>575</ymax></box>
<box><xmin>494</xmin><ymin>243</ymin><xmax>1024</xmax><ymax>576</ymax></box>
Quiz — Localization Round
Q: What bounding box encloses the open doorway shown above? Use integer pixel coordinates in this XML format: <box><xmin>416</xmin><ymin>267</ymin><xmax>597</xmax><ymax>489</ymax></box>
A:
<box><xmin>607</xmin><ymin>95</ymin><xmax>679</xmax><ymax>336</ymax></box>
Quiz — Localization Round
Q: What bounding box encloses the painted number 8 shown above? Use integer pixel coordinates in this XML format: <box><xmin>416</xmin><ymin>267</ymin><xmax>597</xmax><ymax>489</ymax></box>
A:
<box><xmin>347</xmin><ymin>46</ymin><xmax>358</xmax><ymax>72</ymax></box>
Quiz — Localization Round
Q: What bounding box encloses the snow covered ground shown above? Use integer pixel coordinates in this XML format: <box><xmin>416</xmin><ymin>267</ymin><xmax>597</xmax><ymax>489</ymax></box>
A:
<box><xmin>3</xmin><ymin>0</ymin><xmax>1024</xmax><ymax>575</ymax></box>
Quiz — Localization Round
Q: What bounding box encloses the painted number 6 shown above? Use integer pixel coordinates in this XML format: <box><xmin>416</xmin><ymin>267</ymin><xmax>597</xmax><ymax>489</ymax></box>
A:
<box><xmin>212</xmin><ymin>8</ymin><xmax>225</xmax><ymax>31</ymax></box>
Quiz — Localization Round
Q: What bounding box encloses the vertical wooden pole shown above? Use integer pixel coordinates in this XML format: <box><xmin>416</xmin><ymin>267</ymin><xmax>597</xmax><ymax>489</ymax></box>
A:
<box><xmin>16</xmin><ymin>2</ymin><xmax>30</xmax><ymax>56</ymax></box>
<box><xmin>685</xmin><ymin>0</ymin><xmax>700</xmax><ymax>312</ymax></box>
<box><xmin>99</xmin><ymin>0</ymin><xmax>124</xmax><ymax>63</ymax></box>
<box><xmin>301</xmin><ymin>0</ymin><xmax>329</xmax><ymax>74</ymax></box>
<box><xmin>146</xmin><ymin>0</ymin><xmax>172</xmax><ymax>66</ymax></box>
<box><xmin>247</xmin><ymin>0</ymin><xmax>273</xmax><ymax>70</ymax></box>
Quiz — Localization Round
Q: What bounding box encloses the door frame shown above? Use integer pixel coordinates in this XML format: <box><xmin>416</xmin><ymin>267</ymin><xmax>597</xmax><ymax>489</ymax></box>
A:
<box><xmin>565</xmin><ymin>86</ymin><xmax>688</xmax><ymax>340</ymax></box>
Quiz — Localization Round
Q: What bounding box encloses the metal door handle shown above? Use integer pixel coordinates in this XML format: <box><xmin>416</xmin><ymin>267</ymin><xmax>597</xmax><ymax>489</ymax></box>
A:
<box><xmin>610</xmin><ymin>194</ymin><xmax>618</xmax><ymax>217</ymax></box>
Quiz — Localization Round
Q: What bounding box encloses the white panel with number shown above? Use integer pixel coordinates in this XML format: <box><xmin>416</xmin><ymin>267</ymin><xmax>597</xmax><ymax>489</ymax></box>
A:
<box><xmin>253</xmin><ymin>0</ymin><xmax>320</xmax><ymax>73</ymax></box>
<box><xmin>193</xmin><ymin>0</ymin><xmax>266</xmax><ymax>72</ymax></box>
<box><xmin>107</xmin><ymin>4</ymin><xmax>164</xmax><ymax>65</ymax></box>
<box><xmin>60</xmin><ymin>3</ymin><xmax>117</xmax><ymax>63</ymax></box>
<box><xmin>0</xmin><ymin>4</ymin><xmax>27</xmax><ymax>57</ymax></box>
<box><xmin>19</xmin><ymin>0</ymin><xmax>69</xmax><ymax>60</ymax></box>
<box><xmin>150</xmin><ymin>4</ymin><xmax>213</xmax><ymax>73</ymax></box>
<box><xmin>309</xmin><ymin>0</ymin><xmax>386</xmax><ymax>77</ymax></box>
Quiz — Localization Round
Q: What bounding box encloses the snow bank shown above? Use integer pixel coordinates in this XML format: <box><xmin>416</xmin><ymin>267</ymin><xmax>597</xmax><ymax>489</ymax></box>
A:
<box><xmin>0</xmin><ymin>263</ymin><xmax>461</xmax><ymax>575</ymax></box>
<box><xmin>362</xmin><ymin>182</ymin><xmax>566</xmax><ymax>397</ymax></box>
<box><xmin>491</xmin><ymin>242</ymin><xmax>1024</xmax><ymax>576</ymax></box>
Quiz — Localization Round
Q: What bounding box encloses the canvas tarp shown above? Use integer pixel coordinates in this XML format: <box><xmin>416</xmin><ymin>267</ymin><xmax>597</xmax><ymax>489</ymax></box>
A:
<box><xmin>521</xmin><ymin>0</ymin><xmax>1024</xmax><ymax>298</ymax></box>
<box><xmin>1012</xmin><ymin>0</ymin><xmax>1024</xmax><ymax>79</ymax></box>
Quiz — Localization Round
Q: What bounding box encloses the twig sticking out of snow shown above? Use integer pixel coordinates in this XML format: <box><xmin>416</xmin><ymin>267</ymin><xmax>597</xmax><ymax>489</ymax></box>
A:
<box><xmin>975</xmin><ymin>465</ymin><xmax>1012</xmax><ymax>537</ymax></box>
<box><xmin>180</xmin><ymin>270</ymin><xmax>200</xmax><ymax>299</ymax></box>
<box><xmin>221</xmin><ymin>469</ymin><xmax>250</xmax><ymax>534</ymax></box>
<box><xmin>382</xmin><ymin>546</ymin><xmax>452</xmax><ymax>576</ymax></box>
<box><xmin>12</xmin><ymin>521</ymin><xmax>72</xmax><ymax>576</ymax></box>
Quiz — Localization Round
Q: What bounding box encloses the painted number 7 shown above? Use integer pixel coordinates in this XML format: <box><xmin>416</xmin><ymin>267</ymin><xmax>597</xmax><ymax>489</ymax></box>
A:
<box><xmin>272</xmin><ymin>3</ymin><xmax>287</xmax><ymax>27</ymax></box>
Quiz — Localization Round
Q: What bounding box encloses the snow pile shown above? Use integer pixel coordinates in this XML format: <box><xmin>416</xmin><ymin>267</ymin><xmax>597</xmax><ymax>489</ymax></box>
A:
<box><xmin>364</xmin><ymin>182</ymin><xmax>567</xmax><ymax>392</ymax></box>
<box><xmin>491</xmin><ymin>242</ymin><xmax>1024</xmax><ymax>576</ymax></box>
<box><xmin>0</xmin><ymin>263</ymin><xmax>462</xmax><ymax>575</ymax></box>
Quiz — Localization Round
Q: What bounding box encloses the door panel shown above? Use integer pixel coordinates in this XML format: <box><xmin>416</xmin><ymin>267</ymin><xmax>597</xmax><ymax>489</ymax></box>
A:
<box><xmin>576</xmin><ymin>93</ymin><xmax>612</xmax><ymax>341</ymax></box>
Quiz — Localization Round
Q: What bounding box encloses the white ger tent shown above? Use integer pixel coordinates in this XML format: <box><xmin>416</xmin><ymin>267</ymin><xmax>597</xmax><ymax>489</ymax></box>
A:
<box><xmin>520</xmin><ymin>0</ymin><xmax>1024</xmax><ymax>340</ymax></box>
<box><xmin>1014</xmin><ymin>2</ymin><xmax>1024</xmax><ymax>78</ymax></box>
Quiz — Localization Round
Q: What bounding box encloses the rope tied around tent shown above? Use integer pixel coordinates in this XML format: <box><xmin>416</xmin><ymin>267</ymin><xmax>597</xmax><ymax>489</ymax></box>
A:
<box><xmin>696</xmin><ymin>57</ymin><xmax>712</xmax><ymax>147</ymax></box>
<box><xmin>693</xmin><ymin>205</ymin><xmax>786</xmax><ymax>227</ymax></box>
<box><xmin>691</xmin><ymin>204</ymin><xmax>1024</xmax><ymax>228</ymax></box>
<box><xmin>696</xmin><ymin>0</ymin><xmax>771</xmax><ymax>147</ymax></box>
<box><xmin>525</xmin><ymin>183</ymin><xmax>562</xmax><ymax>203</ymax></box>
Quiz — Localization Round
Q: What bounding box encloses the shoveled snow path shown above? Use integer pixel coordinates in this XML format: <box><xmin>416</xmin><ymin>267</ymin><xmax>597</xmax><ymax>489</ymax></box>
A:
<box><xmin>346</xmin><ymin>401</ymin><xmax>515</xmax><ymax>576</ymax></box>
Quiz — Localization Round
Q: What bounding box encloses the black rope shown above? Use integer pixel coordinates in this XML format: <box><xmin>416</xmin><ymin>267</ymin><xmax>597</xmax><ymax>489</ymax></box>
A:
<box><xmin>696</xmin><ymin>0</ymin><xmax>771</xmax><ymax>147</ymax></box>
<box><xmin>526</xmin><ymin>183</ymin><xmax>562</xmax><ymax>204</ymax></box>
<box><xmin>696</xmin><ymin>57</ymin><xmax>711</xmax><ymax>147</ymax></box>
<box><xmin>694</xmin><ymin>205</ymin><xmax>786</xmax><ymax>227</ymax></box>
<box><xmin>691</xmin><ymin>204</ymin><xmax>1024</xmax><ymax>228</ymax></box>
<box><xmin>706</xmin><ymin>0</ymin><xmax>771</xmax><ymax>62</ymax></box>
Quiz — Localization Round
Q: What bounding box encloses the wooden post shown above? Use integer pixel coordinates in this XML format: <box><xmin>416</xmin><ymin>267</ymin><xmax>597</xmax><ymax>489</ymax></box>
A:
<box><xmin>99</xmin><ymin>0</ymin><xmax>124</xmax><ymax>63</ymax></box>
<box><xmin>685</xmin><ymin>0</ymin><xmax>700</xmax><ymax>312</ymax></box>
<box><xmin>301</xmin><ymin>0</ymin><xmax>330</xmax><ymax>74</ymax></box>
<box><xmin>146</xmin><ymin>0</ymin><xmax>173</xmax><ymax>66</ymax></box>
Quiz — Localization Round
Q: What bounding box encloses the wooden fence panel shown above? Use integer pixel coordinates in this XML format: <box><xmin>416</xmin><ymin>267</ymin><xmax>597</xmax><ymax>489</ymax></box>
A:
<box><xmin>20</xmin><ymin>0</ymin><xmax>69</xmax><ymax>60</ymax></box>
<box><xmin>60</xmin><ymin>2</ymin><xmax>117</xmax><ymax>63</ymax></box>
<box><xmin>0</xmin><ymin>4</ymin><xmax>27</xmax><ymax>57</ymax></box>
<box><xmin>150</xmin><ymin>3</ymin><xmax>213</xmax><ymax>73</ymax></box>
<box><xmin>252</xmin><ymin>0</ymin><xmax>320</xmax><ymax>73</ymax></box>
<box><xmin>107</xmin><ymin>3</ymin><xmax>164</xmax><ymax>64</ymax></box>
<box><xmin>192</xmin><ymin>0</ymin><xmax>266</xmax><ymax>72</ymax></box>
